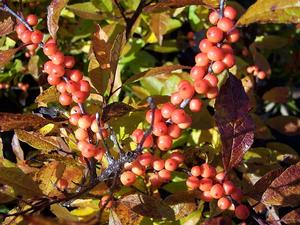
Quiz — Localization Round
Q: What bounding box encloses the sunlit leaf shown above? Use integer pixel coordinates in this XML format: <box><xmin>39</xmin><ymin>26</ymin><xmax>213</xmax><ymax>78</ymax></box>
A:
<box><xmin>261</xmin><ymin>163</ymin><xmax>300</xmax><ymax>207</ymax></box>
<box><xmin>237</xmin><ymin>0</ymin><xmax>300</xmax><ymax>26</ymax></box>
<box><xmin>67</xmin><ymin>2</ymin><xmax>106</xmax><ymax>20</ymax></box>
<box><xmin>215</xmin><ymin>74</ymin><xmax>255</xmax><ymax>171</ymax></box>
<box><xmin>35</xmin><ymin>86</ymin><xmax>60</xmax><ymax>106</ymax></box>
<box><xmin>47</xmin><ymin>0</ymin><xmax>69</xmax><ymax>40</ymax></box>
<box><xmin>150</xmin><ymin>13</ymin><xmax>170</xmax><ymax>45</ymax></box>
<box><xmin>281</xmin><ymin>208</ymin><xmax>300</xmax><ymax>225</ymax></box>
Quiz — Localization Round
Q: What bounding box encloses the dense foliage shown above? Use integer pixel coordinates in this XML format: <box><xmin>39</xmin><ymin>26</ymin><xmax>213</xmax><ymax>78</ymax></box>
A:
<box><xmin>0</xmin><ymin>0</ymin><xmax>300</xmax><ymax>224</ymax></box>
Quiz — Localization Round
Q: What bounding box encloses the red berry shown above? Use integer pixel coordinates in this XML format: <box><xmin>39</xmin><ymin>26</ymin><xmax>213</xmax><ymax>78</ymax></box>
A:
<box><xmin>47</xmin><ymin>75</ymin><xmax>61</xmax><ymax>86</ymax></box>
<box><xmin>191</xmin><ymin>166</ymin><xmax>202</xmax><ymax>177</ymax></box>
<box><xmin>199</xmin><ymin>39</ymin><xmax>214</xmax><ymax>53</ymax></box>
<box><xmin>223</xmin><ymin>180</ymin><xmax>236</xmax><ymax>195</ymax></box>
<box><xmin>52</xmin><ymin>51</ymin><xmax>65</xmax><ymax>65</ymax></box>
<box><xmin>59</xmin><ymin>93</ymin><xmax>72</xmax><ymax>106</ymax></box>
<box><xmin>149</xmin><ymin>174</ymin><xmax>162</xmax><ymax>187</ymax></box>
<box><xmin>194</xmin><ymin>79</ymin><xmax>209</xmax><ymax>94</ymax></box>
<box><xmin>31</xmin><ymin>30</ymin><xmax>43</xmax><ymax>44</ymax></box>
<box><xmin>207</xmin><ymin>46</ymin><xmax>224</xmax><ymax>61</ymax></box>
<box><xmin>235</xmin><ymin>205</ymin><xmax>250</xmax><ymax>220</ymax></box>
<box><xmin>49</xmin><ymin>64</ymin><xmax>65</xmax><ymax>77</ymax></box>
<box><xmin>66</xmin><ymin>80</ymin><xmax>80</xmax><ymax>93</ymax></box>
<box><xmin>209</xmin><ymin>11</ymin><xmax>220</xmax><ymax>25</ymax></box>
<box><xmin>157</xmin><ymin>135</ymin><xmax>173</xmax><ymax>151</ymax></box>
<box><xmin>153</xmin><ymin>122</ymin><xmax>168</xmax><ymax>136</ymax></box>
<box><xmin>224</xmin><ymin>6</ymin><xmax>238</xmax><ymax>20</ymax></box>
<box><xmin>26</xmin><ymin>14</ymin><xmax>38</xmax><ymax>26</ymax></box>
<box><xmin>169</xmin><ymin>151</ymin><xmax>184</xmax><ymax>164</ymax></box>
<box><xmin>69</xmin><ymin>70</ymin><xmax>83</xmax><ymax>82</ymax></box>
<box><xmin>132</xmin><ymin>129</ymin><xmax>144</xmax><ymax>143</ymax></box>
<box><xmin>120</xmin><ymin>171</ymin><xmax>136</xmax><ymax>186</ymax></box>
<box><xmin>142</xmin><ymin>135</ymin><xmax>153</xmax><ymax>148</ymax></box>
<box><xmin>231</xmin><ymin>188</ymin><xmax>243</xmax><ymax>203</ymax></box>
<box><xmin>75</xmin><ymin>128</ymin><xmax>89</xmax><ymax>141</ymax></box>
<box><xmin>57</xmin><ymin>179</ymin><xmax>68</xmax><ymax>190</ymax></box>
<box><xmin>199</xmin><ymin>178</ymin><xmax>213</xmax><ymax>191</ymax></box>
<box><xmin>69</xmin><ymin>114</ymin><xmax>81</xmax><ymax>126</ymax></box>
<box><xmin>190</xmin><ymin>66</ymin><xmax>206</xmax><ymax>80</ymax></box>
<box><xmin>170</xmin><ymin>92</ymin><xmax>183</xmax><ymax>105</ymax></box>
<box><xmin>186</xmin><ymin>176</ymin><xmax>200</xmax><ymax>190</ymax></box>
<box><xmin>222</xmin><ymin>53</ymin><xmax>235</xmax><ymax>68</ymax></box>
<box><xmin>226</xmin><ymin>29</ymin><xmax>240</xmax><ymax>43</ymax></box>
<box><xmin>43</xmin><ymin>43</ymin><xmax>57</xmax><ymax>56</ymax></box>
<box><xmin>171</xmin><ymin>109</ymin><xmax>187</xmax><ymax>124</ymax></box>
<box><xmin>178</xmin><ymin>81</ymin><xmax>195</xmax><ymax>99</ymax></box>
<box><xmin>160</xmin><ymin>102</ymin><xmax>176</xmax><ymax>119</ymax></box>
<box><xmin>164</xmin><ymin>158</ymin><xmax>178</xmax><ymax>171</ymax></box>
<box><xmin>210</xmin><ymin>183</ymin><xmax>225</xmax><ymax>199</ymax></box>
<box><xmin>212</xmin><ymin>61</ymin><xmax>226</xmax><ymax>74</ymax></box>
<box><xmin>64</xmin><ymin>56</ymin><xmax>76</xmax><ymax>68</ymax></box>
<box><xmin>16</xmin><ymin>24</ymin><xmax>27</xmax><ymax>35</ymax></box>
<box><xmin>177</xmin><ymin>114</ymin><xmax>192</xmax><ymax>129</ymax></box>
<box><xmin>20</xmin><ymin>30</ymin><xmax>32</xmax><ymax>44</ymax></box>
<box><xmin>168</xmin><ymin>124</ymin><xmax>182</xmax><ymax>139</ymax></box>
<box><xmin>215</xmin><ymin>172</ymin><xmax>226</xmax><ymax>182</ymax></box>
<box><xmin>206</xmin><ymin>26</ymin><xmax>224</xmax><ymax>43</ymax></box>
<box><xmin>200</xmin><ymin>191</ymin><xmax>213</xmax><ymax>202</ymax></box>
<box><xmin>158</xmin><ymin>169</ymin><xmax>171</xmax><ymax>182</ymax></box>
<box><xmin>137</xmin><ymin>152</ymin><xmax>153</xmax><ymax>167</ymax></box>
<box><xmin>218</xmin><ymin>197</ymin><xmax>232</xmax><ymax>210</ymax></box>
<box><xmin>100</xmin><ymin>195</ymin><xmax>113</xmax><ymax>208</ymax></box>
<box><xmin>153</xmin><ymin>159</ymin><xmax>165</xmax><ymax>171</ymax></box>
<box><xmin>206</xmin><ymin>86</ymin><xmax>219</xmax><ymax>99</ymax></box>
<box><xmin>146</xmin><ymin>109</ymin><xmax>162</xmax><ymax>124</ymax></box>
<box><xmin>200</xmin><ymin>163</ymin><xmax>216</xmax><ymax>178</ymax></box>
<box><xmin>195</xmin><ymin>53</ymin><xmax>209</xmax><ymax>67</ymax></box>
<box><xmin>204</xmin><ymin>74</ymin><xmax>218</xmax><ymax>87</ymax></box>
<box><xmin>217</xmin><ymin>17</ymin><xmax>234</xmax><ymax>32</ymax></box>
<box><xmin>257</xmin><ymin>71</ymin><xmax>267</xmax><ymax>79</ymax></box>
<box><xmin>189</xmin><ymin>98</ymin><xmax>203</xmax><ymax>112</ymax></box>
<box><xmin>79</xmin><ymin>80</ymin><xmax>91</xmax><ymax>92</ymax></box>
<box><xmin>131</xmin><ymin>162</ymin><xmax>145</xmax><ymax>176</ymax></box>
<box><xmin>78</xmin><ymin>115</ymin><xmax>92</xmax><ymax>129</ymax></box>
<box><xmin>221</xmin><ymin>44</ymin><xmax>234</xmax><ymax>54</ymax></box>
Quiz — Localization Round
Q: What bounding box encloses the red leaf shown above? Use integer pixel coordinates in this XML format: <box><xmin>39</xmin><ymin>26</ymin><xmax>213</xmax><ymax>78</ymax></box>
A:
<box><xmin>281</xmin><ymin>208</ymin><xmax>300</xmax><ymax>224</ymax></box>
<box><xmin>261</xmin><ymin>163</ymin><xmax>300</xmax><ymax>207</ymax></box>
<box><xmin>215</xmin><ymin>74</ymin><xmax>255</xmax><ymax>171</ymax></box>
<box><xmin>47</xmin><ymin>0</ymin><xmax>68</xmax><ymax>40</ymax></box>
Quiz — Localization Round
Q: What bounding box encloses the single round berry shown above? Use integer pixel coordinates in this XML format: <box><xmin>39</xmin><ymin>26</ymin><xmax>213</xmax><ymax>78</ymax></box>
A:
<box><xmin>49</xmin><ymin>64</ymin><xmax>65</xmax><ymax>77</ymax></box>
<box><xmin>223</xmin><ymin>180</ymin><xmax>236</xmax><ymax>195</ymax></box>
<box><xmin>47</xmin><ymin>75</ymin><xmax>61</xmax><ymax>86</ymax></box>
<box><xmin>178</xmin><ymin>81</ymin><xmax>195</xmax><ymax>99</ymax></box>
<box><xmin>132</xmin><ymin>129</ymin><xmax>144</xmax><ymax>143</ymax></box>
<box><xmin>169</xmin><ymin>151</ymin><xmax>184</xmax><ymax>164</ymax></box>
<box><xmin>153</xmin><ymin>122</ymin><xmax>168</xmax><ymax>136</ymax></box>
<box><xmin>206</xmin><ymin>86</ymin><xmax>219</xmax><ymax>99</ymax></box>
<box><xmin>64</xmin><ymin>56</ymin><xmax>76</xmax><ymax>68</ymax></box>
<box><xmin>209</xmin><ymin>11</ymin><xmax>220</xmax><ymax>25</ymax></box>
<box><xmin>164</xmin><ymin>158</ymin><xmax>178</xmax><ymax>171</ymax></box>
<box><xmin>224</xmin><ymin>6</ymin><xmax>238</xmax><ymax>20</ymax></box>
<box><xmin>158</xmin><ymin>169</ymin><xmax>171</xmax><ymax>182</ymax></box>
<box><xmin>168</xmin><ymin>124</ymin><xmax>182</xmax><ymax>139</ymax></box>
<box><xmin>51</xmin><ymin>51</ymin><xmax>65</xmax><ymax>65</ymax></box>
<box><xmin>131</xmin><ymin>162</ymin><xmax>145</xmax><ymax>176</ymax></box>
<box><xmin>153</xmin><ymin>159</ymin><xmax>165</xmax><ymax>171</ymax></box>
<box><xmin>221</xmin><ymin>44</ymin><xmax>234</xmax><ymax>54</ymax></box>
<box><xmin>146</xmin><ymin>109</ymin><xmax>162</xmax><ymax>124</ymax></box>
<box><xmin>20</xmin><ymin>30</ymin><xmax>32</xmax><ymax>44</ymax></box>
<box><xmin>157</xmin><ymin>135</ymin><xmax>173</xmax><ymax>151</ymax></box>
<box><xmin>26</xmin><ymin>14</ymin><xmax>38</xmax><ymax>26</ymax></box>
<box><xmin>217</xmin><ymin>17</ymin><xmax>234</xmax><ymax>32</ymax></box>
<box><xmin>195</xmin><ymin>53</ymin><xmax>210</xmax><ymax>67</ymax></box>
<box><xmin>171</xmin><ymin>109</ymin><xmax>187</xmax><ymax>124</ymax></box>
<box><xmin>79</xmin><ymin>80</ymin><xmax>91</xmax><ymax>92</ymax></box>
<box><xmin>231</xmin><ymin>188</ymin><xmax>243</xmax><ymax>203</ymax></box>
<box><xmin>177</xmin><ymin>114</ymin><xmax>192</xmax><ymax>129</ymax></box>
<box><xmin>73</xmin><ymin>91</ymin><xmax>89</xmax><ymax>103</ymax></box>
<box><xmin>257</xmin><ymin>71</ymin><xmax>267</xmax><ymax>79</ymax></box>
<box><xmin>15</xmin><ymin>24</ymin><xmax>27</xmax><ymax>35</ymax></box>
<box><xmin>66</xmin><ymin>80</ymin><xmax>79</xmax><ymax>93</ymax></box>
<box><xmin>191</xmin><ymin>166</ymin><xmax>202</xmax><ymax>177</ymax></box>
<box><xmin>210</xmin><ymin>183</ymin><xmax>225</xmax><ymax>199</ymax></box>
<box><xmin>189</xmin><ymin>98</ymin><xmax>203</xmax><ymax>112</ymax></box>
<box><xmin>206</xmin><ymin>26</ymin><xmax>224</xmax><ymax>43</ymax></box>
<box><xmin>69</xmin><ymin>70</ymin><xmax>83</xmax><ymax>82</ymax></box>
<box><xmin>235</xmin><ymin>205</ymin><xmax>250</xmax><ymax>220</ymax></box>
<box><xmin>204</xmin><ymin>74</ymin><xmax>218</xmax><ymax>87</ymax></box>
<box><xmin>190</xmin><ymin>66</ymin><xmax>206</xmax><ymax>80</ymax></box>
<box><xmin>200</xmin><ymin>163</ymin><xmax>216</xmax><ymax>178</ymax></box>
<box><xmin>226</xmin><ymin>29</ymin><xmax>240</xmax><ymax>43</ymax></box>
<box><xmin>137</xmin><ymin>152</ymin><xmax>153</xmax><ymax>167</ymax></box>
<box><xmin>142</xmin><ymin>135</ymin><xmax>154</xmax><ymax>148</ymax></box>
<box><xmin>217</xmin><ymin>197</ymin><xmax>232</xmax><ymax>210</ymax></box>
<box><xmin>186</xmin><ymin>176</ymin><xmax>200</xmax><ymax>190</ymax></box>
<box><xmin>170</xmin><ymin>92</ymin><xmax>183</xmax><ymax>105</ymax></box>
<box><xmin>43</xmin><ymin>43</ymin><xmax>57</xmax><ymax>56</ymax></box>
<box><xmin>120</xmin><ymin>171</ymin><xmax>136</xmax><ymax>186</ymax></box>
<box><xmin>199</xmin><ymin>178</ymin><xmax>213</xmax><ymax>192</ymax></box>
<box><xmin>78</xmin><ymin>115</ymin><xmax>92</xmax><ymax>130</ymax></box>
<box><xmin>75</xmin><ymin>128</ymin><xmax>89</xmax><ymax>141</ymax></box>
<box><xmin>199</xmin><ymin>39</ymin><xmax>214</xmax><ymax>53</ymax></box>
<box><xmin>100</xmin><ymin>195</ymin><xmax>113</xmax><ymax>208</ymax></box>
<box><xmin>160</xmin><ymin>103</ymin><xmax>176</xmax><ymax>119</ymax></box>
<box><xmin>212</xmin><ymin>61</ymin><xmax>226</xmax><ymax>74</ymax></box>
<box><xmin>194</xmin><ymin>79</ymin><xmax>209</xmax><ymax>94</ymax></box>
<box><xmin>222</xmin><ymin>53</ymin><xmax>235</xmax><ymax>68</ymax></box>
<box><xmin>200</xmin><ymin>191</ymin><xmax>213</xmax><ymax>202</ymax></box>
<box><xmin>30</xmin><ymin>30</ymin><xmax>43</xmax><ymax>44</ymax></box>
<box><xmin>149</xmin><ymin>174</ymin><xmax>162</xmax><ymax>187</ymax></box>
<box><xmin>207</xmin><ymin>46</ymin><xmax>225</xmax><ymax>61</ymax></box>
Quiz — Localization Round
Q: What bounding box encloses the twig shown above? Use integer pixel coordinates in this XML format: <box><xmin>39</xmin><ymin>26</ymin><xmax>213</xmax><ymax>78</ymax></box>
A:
<box><xmin>219</xmin><ymin>0</ymin><xmax>226</xmax><ymax>17</ymax></box>
<box><xmin>107</xmin><ymin>124</ymin><xmax>124</xmax><ymax>155</ymax></box>
<box><xmin>114</xmin><ymin>0</ymin><xmax>128</xmax><ymax>23</ymax></box>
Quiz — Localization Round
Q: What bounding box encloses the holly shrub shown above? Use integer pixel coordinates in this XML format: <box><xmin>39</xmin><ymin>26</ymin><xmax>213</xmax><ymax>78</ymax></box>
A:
<box><xmin>0</xmin><ymin>0</ymin><xmax>300</xmax><ymax>225</ymax></box>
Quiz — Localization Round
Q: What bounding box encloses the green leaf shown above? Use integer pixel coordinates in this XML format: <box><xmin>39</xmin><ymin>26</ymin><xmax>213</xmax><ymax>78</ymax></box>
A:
<box><xmin>67</xmin><ymin>2</ymin><xmax>106</xmax><ymax>20</ymax></box>
<box><xmin>92</xmin><ymin>0</ymin><xmax>113</xmax><ymax>12</ymax></box>
<box><xmin>0</xmin><ymin>165</ymin><xmax>42</xmax><ymax>198</ymax></box>
<box><xmin>237</xmin><ymin>0</ymin><xmax>300</xmax><ymax>26</ymax></box>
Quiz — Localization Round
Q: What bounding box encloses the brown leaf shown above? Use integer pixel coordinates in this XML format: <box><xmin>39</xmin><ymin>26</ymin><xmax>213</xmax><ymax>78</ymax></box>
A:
<box><xmin>261</xmin><ymin>164</ymin><xmax>300</xmax><ymax>207</ymax></box>
<box><xmin>237</xmin><ymin>0</ymin><xmax>300</xmax><ymax>26</ymax></box>
<box><xmin>281</xmin><ymin>208</ymin><xmax>300</xmax><ymax>224</ymax></box>
<box><xmin>119</xmin><ymin>194</ymin><xmax>175</xmax><ymax>220</ymax></box>
<box><xmin>0</xmin><ymin>48</ymin><xmax>19</xmax><ymax>69</ymax></box>
<box><xmin>144</xmin><ymin>0</ymin><xmax>219</xmax><ymax>12</ymax></box>
<box><xmin>0</xmin><ymin>165</ymin><xmax>42</xmax><ymax>198</ymax></box>
<box><xmin>47</xmin><ymin>0</ymin><xmax>69</xmax><ymax>40</ymax></box>
<box><xmin>150</xmin><ymin>13</ymin><xmax>170</xmax><ymax>45</ymax></box>
<box><xmin>263</xmin><ymin>87</ymin><xmax>289</xmax><ymax>104</ymax></box>
<box><xmin>0</xmin><ymin>113</ymin><xmax>51</xmax><ymax>132</ymax></box>
<box><xmin>124</xmin><ymin>65</ymin><xmax>190</xmax><ymax>85</ymax></box>
<box><xmin>111</xmin><ymin>203</ymin><xmax>142</xmax><ymax>225</ymax></box>
<box><xmin>102</xmin><ymin>102</ymin><xmax>134</xmax><ymax>122</ymax></box>
<box><xmin>266</xmin><ymin>116</ymin><xmax>300</xmax><ymax>136</ymax></box>
<box><xmin>0</xmin><ymin>12</ymin><xmax>15</xmax><ymax>36</ymax></box>
<box><xmin>247</xmin><ymin>167</ymin><xmax>285</xmax><ymax>201</ymax></box>
<box><xmin>215</xmin><ymin>74</ymin><xmax>255</xmax><ymax>171</ymax></box>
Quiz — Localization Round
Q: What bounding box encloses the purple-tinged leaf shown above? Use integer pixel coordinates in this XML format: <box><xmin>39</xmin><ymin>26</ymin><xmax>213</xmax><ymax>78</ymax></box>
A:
<box><xmin>47</xmin><ymin>0</ymin><xmax>69</xmax><ymax>40</ymax></box>
<box><xmin>215</xmin><ymin>73</ymin><xmax>255</xmax><ymax>171</ymax></box>
<box><xmin>261</xmin><ymin>163</ymin><xmax>300</xmax><ymax>207</ymax></box>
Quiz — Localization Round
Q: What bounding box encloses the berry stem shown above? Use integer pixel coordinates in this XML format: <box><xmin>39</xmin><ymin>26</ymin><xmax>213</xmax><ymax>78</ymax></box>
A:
<box><xmin>219</xmin><ymin>0</ymin><xmax>226</xmax><ymax>18</ymax></box>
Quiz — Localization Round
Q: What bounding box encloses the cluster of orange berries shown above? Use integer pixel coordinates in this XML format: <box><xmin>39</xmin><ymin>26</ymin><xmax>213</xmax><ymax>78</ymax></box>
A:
<box><xmin>119</xmin><ymin>151</ymin><xmax>184</xmax><ymax>187</ymax></box>
<box><xmin>15</xmin><ymin>14</ymin><xmax>43</xmax><ymax>56</ymax></box>
<box><xmin>186</xmin><ymin>163</ymin><xmax>250</xmax><ymax>220</ymax></box>
<box><xmin>15</xmin><ymin>14</ymin><xmax>109</xmax><ymax>161</ymax></box>
<box><xmin>246</xmin><ymin>65</ymin><xmax>267</xmax><ymax>80</ymax></box>
<box><xmin>17</xmin><ymin>82</ymin><xmax>30</xmax><ymax>92</ymax></box>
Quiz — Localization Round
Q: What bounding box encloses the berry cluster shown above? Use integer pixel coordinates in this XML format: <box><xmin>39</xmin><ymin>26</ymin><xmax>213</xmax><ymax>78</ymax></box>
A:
<box><xmin>15</xmin><ymin>14</ymin><xmax>43</xmax><ymax>56</ymax></box>
<box><xmin>0</xmin><ymin>83</ymin><xmax>10</xmax><ymax>89</ymax></box>
<box><xmin>246</xmin><ymin>65</ymin><xmax>267</xmax><ymax>80</ymax></box>
<box><xmin>17</xmin><ymin>82</ymin><xmax>30</xmax><ymax>92</ymax></box>
<box><xmin>120</xmin><ymin>151</ymin><xmax>184</xmax><ymax>186</ymax></box>
<box><xmin>186</xmin><ymin>163</ymin><xmax>250</xmax><ymax>220</ymax></box>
